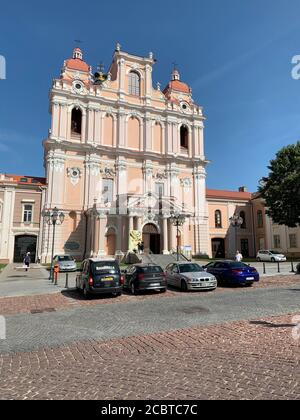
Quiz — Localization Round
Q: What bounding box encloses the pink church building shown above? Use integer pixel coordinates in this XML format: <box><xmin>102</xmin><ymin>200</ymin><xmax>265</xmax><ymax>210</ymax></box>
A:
<box><xmin>41</xmin><ymin>45</ymin><xmax>209</xmax><ymax>261</ymax></box>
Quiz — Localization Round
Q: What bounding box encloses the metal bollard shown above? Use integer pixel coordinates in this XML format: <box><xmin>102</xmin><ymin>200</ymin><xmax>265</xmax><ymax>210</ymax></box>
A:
<box><xmin>278</xmin><ymin>262</ymin><xmax>280</xmax><ymax>273</ymax></box>
<box><xmin>263</xmin><ymin>263</ymin><xmax>266</xmax><ymax>275</ymax></box>
<box><xmin>65</xmin><ymin>273</ymin><xmax>69</xmax><ymax>289</ymax></box>
<box><xmin>291</xmin><ymin>260</ymin><xmax>295</xmax><ymax>273</ymax></box>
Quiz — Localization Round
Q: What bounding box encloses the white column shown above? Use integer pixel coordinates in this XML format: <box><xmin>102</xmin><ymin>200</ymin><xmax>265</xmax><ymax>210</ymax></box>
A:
<box><xmin>94</xmin><ymin>110</ymin><xmax>101</xmax><ymax>145</ymax></box>
<box><xmin>0</xmin><ymin>188</ymin><xmax>15</xmax><ymax>261</ymax></box>
<box><xmin>128</xmin><ymin>216</ymin><xmax>134</xmax><ymax>250</ymax></box>
<box><xmin>51</xmin><ymin>103</ymin><xmax>60</xmax><ymax>138</ymax></box>
<box><xmin>118</xmin><ymin>110</ymin><xmax>126</xmax><ymax>148</ymax></box>
<box><xmin>98</xmin><ymin>216</ymin><xmax>107</xmax><ymax>256</ymax></box>
<box><xmin>81</xmin><ymin>111</ymin><xmax>87</xmax><ymax>143</ymax></box>
<box><xmin>59</xmin><ymin>104</ymin><xmax>67</xmax><ymax>140</ymax></box>
<box><xmin>163</xmin><ymin>217</ymin><xmax>169</xmax><ymax>254</ymax></box>
<box><xmin>87</xmin><ymin>108</ymin><xmax>95</xmax><ymax>144</ymax></box>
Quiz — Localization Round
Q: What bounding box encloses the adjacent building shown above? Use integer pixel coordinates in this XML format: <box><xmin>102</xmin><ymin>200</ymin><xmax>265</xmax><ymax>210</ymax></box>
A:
<box><xmin>0</xmin><ymin>174</ymin><xmax>46</xmax><ymax>263</ymax></box>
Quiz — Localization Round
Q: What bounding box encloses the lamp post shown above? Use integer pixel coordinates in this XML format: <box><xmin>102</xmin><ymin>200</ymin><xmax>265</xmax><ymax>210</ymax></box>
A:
<box><xmin>170</xmin><ymin>213</ymin><xmax>186</xmax><ymax>261</ymax></box>
<box><xmin>43</xmin><ymin>207</ymin><xmax>65</xmax><ymax>283</ymax></box>
<box><xmin>229</xmin><ymin>214</ymin><xmax>243</xmax><ymax>258</ymax></box>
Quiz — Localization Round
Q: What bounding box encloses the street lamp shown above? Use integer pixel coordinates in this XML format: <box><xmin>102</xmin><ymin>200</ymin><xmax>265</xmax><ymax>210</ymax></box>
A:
<box><xmin>229</xmin><ymin>214</ymin><xmax>243</xmax><ymax>258</ymax></box>
<box><xmin>170</xmin><ymin>213</ymin><xmax>186</xmax><ymax>261</ymax></box>
<box><xmin>43</xmin><ymin>207</ymin><xmax>65</xmax><ymax>283</ymax></box>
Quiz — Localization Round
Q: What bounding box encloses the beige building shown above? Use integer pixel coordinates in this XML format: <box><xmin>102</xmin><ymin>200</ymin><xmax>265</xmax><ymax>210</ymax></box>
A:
<box><xmin>0</xmin><ymin>174</ymin><xmax>46</xmax><ymax>263</ymax></box>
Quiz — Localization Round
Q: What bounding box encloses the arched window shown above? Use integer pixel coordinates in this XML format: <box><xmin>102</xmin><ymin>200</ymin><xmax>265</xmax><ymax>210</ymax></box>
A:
<box><xmin>71</xmin><ymin>108</ymin><xmax>82</xmax><ymax>135</ymax></box>
<box><xmin>240</xmin><ymin>211</ymin><xmax>246</xmax><ymax>229</ymax></box>
<box><xmin>128</xmin><ymin>71</ymin><xmax>140</xmax><ymax>96</ymax></box>
<box><xmin>215</xmin><ymin>210</ymin><xmax>222</xmax><ymax>229</ymax></box>
<box><xmin>257</xmin><ymin>210</ymin><xmax>264</xmax><ymax>228</ymax></box>
<box><xmin>180</xmin><ymin>125</ymin><xmax>189</xmax><ymax>150</ymax></box>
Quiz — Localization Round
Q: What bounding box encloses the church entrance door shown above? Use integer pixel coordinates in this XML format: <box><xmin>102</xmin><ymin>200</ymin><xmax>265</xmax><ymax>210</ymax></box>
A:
<box><xmin>143</xmin><ymin>224</ymin><xmax>161</xmax><ymax>255</ymax></box>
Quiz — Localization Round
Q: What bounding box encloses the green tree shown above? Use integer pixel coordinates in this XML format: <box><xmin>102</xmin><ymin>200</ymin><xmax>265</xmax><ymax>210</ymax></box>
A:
<box><xmin>259</xmin><ymin>141</ymin><xmax>300</xmax><ymax>228</ymax></box>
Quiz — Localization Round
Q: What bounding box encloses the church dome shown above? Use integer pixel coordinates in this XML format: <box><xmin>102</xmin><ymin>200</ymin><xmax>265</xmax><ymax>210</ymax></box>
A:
<box><xmin>65</xmin><ymin>48</ymin><xmax>90</xmax><ymax>72</ymax></box>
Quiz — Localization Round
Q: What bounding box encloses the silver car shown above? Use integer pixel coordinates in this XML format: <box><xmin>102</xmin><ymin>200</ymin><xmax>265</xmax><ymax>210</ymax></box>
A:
<box><xmin>53</xmin><ymin>255</ymin><xmax>77</xmax><ymax>272</ymax></box>
<box><xmin>166</xmin><ymin>262</ymin><xmax>217</xmax><ymax>292</ymax></box>
<box><xmin>257</xmin><ymin>250</ymin><xmax>287</xmax><ymax>262</ymax></box>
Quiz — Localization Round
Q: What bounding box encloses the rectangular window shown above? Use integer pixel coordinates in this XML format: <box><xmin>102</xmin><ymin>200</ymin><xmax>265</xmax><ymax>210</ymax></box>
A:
<box><xmin>274</xmin><ymin>235</ymin><xmax>281</xmax><ymax>249</ymax></box>
<box><xmin>155</xmin><ymin>183</ymin><xmax>165</xmax><ymax>198</ymax></box>
<box><xmin>289</xmin><ymin>234</ymin><xmax>297</xmax><ymax>249</ymax></box>
<box><xmin>23</xmin><ymin>205</ymin><xmax>33</xmax><ymax>223</ymax></box>
<box><xmin>103</xmin><ymin>179</ymin><xmax>114</xmax><ymax>204</ymax></box>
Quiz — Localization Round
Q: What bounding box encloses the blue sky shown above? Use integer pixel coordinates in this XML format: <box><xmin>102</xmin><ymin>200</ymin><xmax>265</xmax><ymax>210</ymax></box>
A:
<box><xmin>0</xmin><ymin>0</ymin><xmax>300</xmax><ymax>192</ymax></box>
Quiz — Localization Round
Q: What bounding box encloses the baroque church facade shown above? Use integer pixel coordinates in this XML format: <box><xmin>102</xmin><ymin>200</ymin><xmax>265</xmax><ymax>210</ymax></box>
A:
<box><xmin>41</xmin><ymin>45</ymin><xmax>209</xmax><ymax>261</ymax></box>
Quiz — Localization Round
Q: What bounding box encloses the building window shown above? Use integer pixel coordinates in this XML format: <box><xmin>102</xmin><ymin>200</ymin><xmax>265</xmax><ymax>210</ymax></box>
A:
<box><xmin>289</xmin><ymin>234</ymin><xmax>297</xmax><ymax>249</ymax></box>
<box><xmin>257</xmin><ymin>210</ymin><xmax>264</xmax><ymax>228</ymax></box>
<box><xmin>71</xmin><ymin>108</ymin><xmax>82</xmax><ymax>135</ymax></box>
<box><xmin>155</xmin><ymin>183</ymin><xmax>165</xmax><ymax>198</ymax></box>
<box><xmin>274</xmin><ymin>235</ymin><xmax>281</xmax><ymax>249</ymax></box>
<box><xmin>103</xmin><ymin>179</ymin><xmax>114</xmax><ymax>204</ymax></box>
<box><xmin>215</xmin><ymin>210</ymin><xmax>222</xmax><ymax>229</ymax></box>
<box><xmin>23</xmin><ymin>205</ymin><xmax>33</xmax><ymax>224</ymax></box>
<box><xmin>180</xmin><ymin>125</ymin><xmax>189</xmax><ymax>150</ymax></box>
<box><xmin>240</xmin><ymin>211</ymin><xmax>246</xmax><ymax>229</ymax></box>
<box><xmin>128</xmin><ymin>71</ymin><xmax>140</xmax><ymax>96</ymax></box>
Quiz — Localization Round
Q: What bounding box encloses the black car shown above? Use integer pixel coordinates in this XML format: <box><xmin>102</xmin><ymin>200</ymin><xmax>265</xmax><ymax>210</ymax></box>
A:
<box><xmin>123</xmin><ymin>264</ymin><xmax>167</xmax><ymax>295</ymax></box>
<box><xmin>76</xmin><ymin>259</ymin><xmax>124</xmax><ymax>299</ymax></box>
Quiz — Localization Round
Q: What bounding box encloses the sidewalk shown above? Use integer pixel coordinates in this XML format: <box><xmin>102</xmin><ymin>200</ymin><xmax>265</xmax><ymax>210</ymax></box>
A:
<box><xmin>0</xmin><ymin>264</ymin><xmax>72</xmax><ymax>298</ymax></box>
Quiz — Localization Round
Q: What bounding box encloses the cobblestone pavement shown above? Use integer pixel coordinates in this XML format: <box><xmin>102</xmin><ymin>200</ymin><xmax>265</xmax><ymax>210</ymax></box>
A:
<box><xmin>0</xmin><ymin>274</ymin><xmax>299</xmax><ymax>315</ymax></box>
<box><xmin>0</xmin><ymin>314</ymin><xmax>299</xmax><ymax>400</ymax></box>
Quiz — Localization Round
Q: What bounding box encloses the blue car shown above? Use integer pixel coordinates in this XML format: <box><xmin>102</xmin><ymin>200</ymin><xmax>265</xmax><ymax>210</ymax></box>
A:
<box><xmin>204</xmin><ymin>260</ymin><xmax>260</xmax><ymax>286</ymax></box>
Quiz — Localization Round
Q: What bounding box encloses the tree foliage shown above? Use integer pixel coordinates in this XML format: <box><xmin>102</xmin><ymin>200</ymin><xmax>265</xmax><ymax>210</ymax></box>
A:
<box><xmin>259</xmin><ymin>141</ymin><xmax>300</xmax><ymax>228</ymax></box>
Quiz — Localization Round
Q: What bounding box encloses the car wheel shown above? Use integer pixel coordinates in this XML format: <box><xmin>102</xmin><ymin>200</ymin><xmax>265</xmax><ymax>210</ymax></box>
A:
<box><xmin>257</xmin><ymin>258</ymin><xmax>261</xmax><ymax>262</ymax></box>
<box><xmin>181</xmin><ymin>280</ymin><xmax>188</xmax><ymax>292</ymax></box>
<box><xmin>131</xmin><ymin>282</ymin><xmax>138</xmax><ymax>295</ymax></box>
<box><xmin>271</xmin><ymin>258</ymin><xmax>275</xmax><ymax>263</ymax></box>
<box><xmin>245</xmin><ymin>283</ymin><xmax>253</xmax><ymax>288</ymax></box>
<box><xmin>113</xmin><ymin>292</ymin><xmax>122</xmax><ymax>298</ymax></box>
<box><xmin>160</xmin><ymin>288</ymin><xmax>167</xmax><ymax>293</ymax></box>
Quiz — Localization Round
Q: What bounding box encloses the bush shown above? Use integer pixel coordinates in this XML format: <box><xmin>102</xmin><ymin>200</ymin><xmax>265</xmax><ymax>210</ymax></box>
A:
<box><xmin>193</xmin><ymin>253</ymin><xmax>210</xmax><ymax>260</ymax></box>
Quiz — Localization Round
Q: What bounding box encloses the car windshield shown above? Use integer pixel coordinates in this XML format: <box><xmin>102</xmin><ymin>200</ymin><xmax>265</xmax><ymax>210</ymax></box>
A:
<box><xmin>92</xmin><ymin>262</ymin><xmax>119</xmax><ymax>275</ymax></box>
<box><xmin>270</xmin><ymin>251</ymin><xmax>282</xmax><ymax>255</ymax></box>
<box><xmin>141</xmin><ymin>266</ymin><xmax>163</xmax><ymax>274</ymax></box>
<box><xmin>58</xmin><ymin>256</ymin><xmax>73</xmax><ymax>262</ymax></box>
<box><xmin>228</xmin><ymin>262</ymin><xmax>248</xmax><ymax>269</ymax></box>
<box><xmin>179</xmin><ymin>264</ymin><xmax>203</xmax><ymax>273</ymax></box>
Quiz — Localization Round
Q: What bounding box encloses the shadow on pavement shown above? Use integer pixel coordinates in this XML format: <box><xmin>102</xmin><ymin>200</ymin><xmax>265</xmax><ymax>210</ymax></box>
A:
<box><xmin>249</xmin><ymin>320</ymin><xmax>296</xmax><ymax>328</ymax></box>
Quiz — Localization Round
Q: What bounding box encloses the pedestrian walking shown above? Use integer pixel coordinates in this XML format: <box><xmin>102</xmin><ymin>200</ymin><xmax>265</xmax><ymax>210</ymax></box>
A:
<box><xmin>235</xmin><ymin>251</ymin><xmax>243</xmax><ymax>262</ymax></box>
<box><xmin>23</xmin><ymin>252</ymin><xmax>31</xmax><ymax>272</ymax></box>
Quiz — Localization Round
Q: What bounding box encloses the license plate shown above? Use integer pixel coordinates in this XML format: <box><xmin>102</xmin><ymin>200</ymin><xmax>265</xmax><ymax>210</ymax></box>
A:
<box><xmin>246</xmin><ymin>277</ymin><xmax>254</xmax><ymax>281</ymax></box>
<box><xmin>150</xmin><ymin>283</ymin><xmax>160</xmax><ymax>287</ymax></box>
<box><xmin>103</xmin><ymin>277</ymin><xmax>114</xmax><ymax>282</ymax></box>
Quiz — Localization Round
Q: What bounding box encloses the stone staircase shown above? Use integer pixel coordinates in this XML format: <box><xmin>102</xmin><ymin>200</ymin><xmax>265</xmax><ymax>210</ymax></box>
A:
<box><xmin>141</xmin><ymin>253</ymin><xmax>189</xmax><ymax>269</ymax></box>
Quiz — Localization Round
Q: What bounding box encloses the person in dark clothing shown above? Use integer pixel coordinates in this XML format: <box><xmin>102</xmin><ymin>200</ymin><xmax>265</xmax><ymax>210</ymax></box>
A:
<box><xmin>23</xmin><ymin>253</ymin><xmax>31</xmax><ymax>272</ymax></box>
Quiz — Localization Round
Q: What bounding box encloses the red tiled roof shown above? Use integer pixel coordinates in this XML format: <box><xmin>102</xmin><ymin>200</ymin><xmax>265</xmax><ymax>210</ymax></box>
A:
<box><xmin>3</xmin><ymin>175</ymin><xmax>47</xmax><ymax>186</ymax></box>
<box><xmin>65</xmin><ymin>58</ymin><xmax>90</xmax><ymax>72</ymax></box>
<box><xmin>206</xmin><ymin>189</ymin><xmax>253</xmax><ymax>201</ymax></box>
<box><xmin>164</xmin><ymin>80</ymin><xmax>190</xmax><ymax>95</ymax></box>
